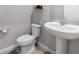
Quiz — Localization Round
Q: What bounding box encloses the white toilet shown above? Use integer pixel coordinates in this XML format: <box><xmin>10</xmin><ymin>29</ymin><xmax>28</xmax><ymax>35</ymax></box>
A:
<box><xmin>16</xmin><ymin>24</ymin><xmax>41</xmax><ymax>54</ymax></box>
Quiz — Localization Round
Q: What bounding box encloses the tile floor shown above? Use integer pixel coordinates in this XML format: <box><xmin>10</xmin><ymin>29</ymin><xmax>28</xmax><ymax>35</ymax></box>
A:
<box><xmin>30</xmin><ymin>47</ymin><xmax>44</xmax><ymax>54</ymax></box>
<box><xmin>30</xmin><ymin>47</ymin><xmax>51</xmax><ymax>54</ymax></box>
<box><xmin>9</xmin><ymin>46</ymin><xmax>51</xmax><ymax>54</ymax></box>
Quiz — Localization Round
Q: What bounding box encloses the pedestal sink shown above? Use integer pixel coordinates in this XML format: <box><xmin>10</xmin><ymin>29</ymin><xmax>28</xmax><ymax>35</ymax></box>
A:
<box><xmin>44</xmin><ymin>22</ymin><xmax>79</xmax><ymax>54</ymax></box>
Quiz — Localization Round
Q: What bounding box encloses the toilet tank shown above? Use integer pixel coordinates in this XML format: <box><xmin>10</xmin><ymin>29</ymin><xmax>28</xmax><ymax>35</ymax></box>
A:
<box><xmin>32</xmin><ymin>24</ymin><xmax>41</xmax><ymax>37</ymax></box>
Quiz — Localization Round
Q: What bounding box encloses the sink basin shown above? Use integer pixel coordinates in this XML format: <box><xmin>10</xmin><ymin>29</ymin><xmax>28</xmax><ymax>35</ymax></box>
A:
<box><xmin>44</xmin><ymin>22</ymin><xmax>79</xmax><ymax>39</ymax></box>
<box><xmin>44</xmin><ymin>21</ymin><xmax>79</xmax><ymax>54</ymax></box>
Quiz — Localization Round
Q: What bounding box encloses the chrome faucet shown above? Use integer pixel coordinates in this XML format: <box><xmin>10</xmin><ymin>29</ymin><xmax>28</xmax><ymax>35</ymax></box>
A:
<box><xmin>59</xmin><ymin>20</ymin><xmax>67</xmax><ymax>25</ymax></box>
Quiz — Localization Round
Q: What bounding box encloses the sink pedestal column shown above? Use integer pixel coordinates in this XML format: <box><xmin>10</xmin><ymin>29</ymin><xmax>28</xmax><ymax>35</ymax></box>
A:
<box><xmin>56</xmin><ymin>37</ymin><xmax>67</xmax><ymax>54</ymax></box>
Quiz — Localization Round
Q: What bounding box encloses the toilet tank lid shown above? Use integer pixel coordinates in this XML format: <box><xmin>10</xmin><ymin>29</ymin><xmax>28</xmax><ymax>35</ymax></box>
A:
<box><xmin>32</xmin><ymin>24</ymin><xmax>41</xmax><ymax>27</ymax></box>
<box><xmin>17</xmin><ymin>34</ymin><xmax>36</xmax><ymax>42</ymax></box>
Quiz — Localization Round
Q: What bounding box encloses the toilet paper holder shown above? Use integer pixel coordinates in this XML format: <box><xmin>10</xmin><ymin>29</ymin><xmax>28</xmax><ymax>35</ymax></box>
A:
<box><xmin>0</xmin><ymin>27</ymin><xmax>9</xmax><ymax>34</ymax></box>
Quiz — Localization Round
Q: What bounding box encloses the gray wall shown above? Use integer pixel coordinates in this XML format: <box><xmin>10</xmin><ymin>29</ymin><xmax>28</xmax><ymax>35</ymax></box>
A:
<box><xmin>38</xmin><ymin>5</ymin><xmax>56</xmax><ymax>51</ymax></box>
<box><xmin>64</xmin><ymin>5</ymin><xmax>79</xmax><ymax>54</ymax></box>
<box><xmin>50</xmin><ymin>5</ymin><xmax>64</xmax><ymax>20</ymax></box>
<box><xmin>31</xmin><ymin>5</ymin><xmax>64</xmax><ymax>52</ymax></box>
<box><xmin>64</xmin><ymin>18</ymin><xmax>79</xmax><ymax>54</ymax></box>
<box><xmin>0</xmin><ymin>5</ymin><xmax>33</xmax><ymax>50</ymax></box>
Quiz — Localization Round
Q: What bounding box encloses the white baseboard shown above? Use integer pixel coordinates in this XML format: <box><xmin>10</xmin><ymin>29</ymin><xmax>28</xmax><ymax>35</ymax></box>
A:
<box><xmin>0</xmin><ymin>44</ymin><xmax>16</xmax><ymax>54</ymax></box>
<box><xmin>38</xmin><ymin>42</ymin><xmax>56</xmax><ymax>54</ymax></box>
<box><xmin>0</xmin><ymin>42</ymin><xmax>55</xmax><ymax>54</ymax></box>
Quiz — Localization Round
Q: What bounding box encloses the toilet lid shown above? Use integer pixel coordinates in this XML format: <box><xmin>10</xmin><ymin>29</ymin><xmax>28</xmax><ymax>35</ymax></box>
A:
<box><xmin>17</xmin><ymin>34</ymin><xmax>36</xmax><ymax>43</ymax></box>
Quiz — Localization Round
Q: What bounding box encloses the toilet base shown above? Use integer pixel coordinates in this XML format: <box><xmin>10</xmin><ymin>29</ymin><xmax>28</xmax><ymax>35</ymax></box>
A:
<box><xmin>27</xmin><ymin>46</ymin><xmax>35</xmax><ymax>54</ymax></box>
<box><xmin>20</xmin><ymin>40</ymin><xmax>35</xmax><ymax>54</ymax></box>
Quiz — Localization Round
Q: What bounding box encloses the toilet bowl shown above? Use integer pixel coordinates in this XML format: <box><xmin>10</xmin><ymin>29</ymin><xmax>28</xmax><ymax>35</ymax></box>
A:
<box><xmin>16</xmin><ymin>34</ymin><xmax>36</xmax><ymax>54</ymax></box>
<box><xmin>17</xmin><ymin>34</ymin><xmax>36</xmax><ymax>46</ymax></box>
<box><xmin>16</xmin><ymin>24</ymin><xmax>41</xmax><ymax>54</ymax></box>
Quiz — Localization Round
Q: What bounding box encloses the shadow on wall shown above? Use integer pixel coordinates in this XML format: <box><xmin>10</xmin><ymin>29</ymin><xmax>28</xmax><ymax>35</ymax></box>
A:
<box><xmin>31</xmin><ymin>5</ymin><xmax>44</xmax><ymax>24</ymax></box>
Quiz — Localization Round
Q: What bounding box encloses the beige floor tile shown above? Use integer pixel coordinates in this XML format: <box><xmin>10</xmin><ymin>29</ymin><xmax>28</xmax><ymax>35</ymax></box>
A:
<box><xmin>30</xmin><ymin>47</ymin><xmax>44</xmax><ymax>54</ymax></box>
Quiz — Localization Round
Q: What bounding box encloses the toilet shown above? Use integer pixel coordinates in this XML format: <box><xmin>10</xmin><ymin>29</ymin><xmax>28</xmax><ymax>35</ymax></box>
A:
<box><xmin>16</xmin><ymin>24</ymin><xmax>41</xmax><ymax>54</ymax></box>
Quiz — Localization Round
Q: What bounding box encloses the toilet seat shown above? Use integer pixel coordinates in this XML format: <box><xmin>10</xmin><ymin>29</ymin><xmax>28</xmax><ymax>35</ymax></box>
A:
<box><xmin>16</xmin><ymin>34</ymin><xmax>36</xmax><ymax>46</ymax></box>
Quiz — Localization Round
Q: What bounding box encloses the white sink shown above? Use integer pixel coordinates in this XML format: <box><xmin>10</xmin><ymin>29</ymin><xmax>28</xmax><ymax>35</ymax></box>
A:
<box><xmin>44</xmin><ymin>21</ymin><xmax>79</xmax><ymax>54</ymax></box>
<box><xmin>44</xmin><ymin>22</ymin><xmax>79</xmax><ymax>39</ymax></box>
